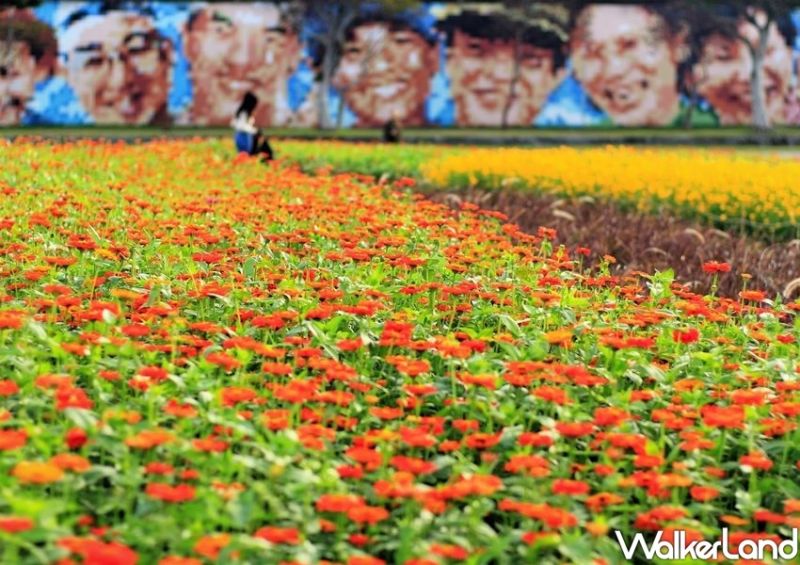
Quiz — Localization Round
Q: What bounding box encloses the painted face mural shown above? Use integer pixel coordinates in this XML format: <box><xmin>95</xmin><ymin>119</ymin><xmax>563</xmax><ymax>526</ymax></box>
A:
<box><xmin>570</xmin><ymin>5</ymin><xmax>687</xmax><ymax>126</ymax></box>
<box><xmin>332</xmin><ymin>17</ymin><xmax>438</xmax><ymax>127</ymax></box>
<box><xmin>440</xmin><ymin>8</ymin><xmax>568</xmax><ymax>126</ymax></box>
<box><xmin>59</xmin><ymin>9</ymin><xmax>172</xmax><ymax>125</ymax></box>
<box><xmin>691</xmin><ymin>11</ymin><xmax>795</xmax><ymax>125</ymax></box>
<box><xmin>183</xmin><ymin>3</ymin><xmax>301</xmax><ymax>126</ymax></box>
<box><xmin>0</xmin><ymin>10</ymin><xmax>56</xmax><ymax>125</ymax></box>
<box><xmin>2</xmin><ymin>2</ymin><xmax>799</xmax><ymax>128</ymax></box>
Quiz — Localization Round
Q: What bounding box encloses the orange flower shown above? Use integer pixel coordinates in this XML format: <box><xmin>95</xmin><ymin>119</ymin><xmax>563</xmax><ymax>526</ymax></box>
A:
<box><xmin>193</xmin><ymin>534</ymin><xmax>231</xmax><ymax>560</ymax></box>
<box><xmin>533</xmin><ymin>385</ymin><xmax>571</xmax><ymax>405</ymax></box>
<box><xmin>689</xmin><ymin>486</ymin><xmax>720</xmax><ymax>502</ymax></box>
<box><xmin>0</xmin><ymin>429</ymin><xmax>27</xmax><ymax>451</ymax></box>
<box><xmin>125</xmin><ymin>429</ymin><xmax>174</xmax><ymax>449</ymax></box>
<box><xmin>347</xmin><ymin>505</ymin><xmax>390</xmax><ymax>525</ymax></box>
<box><xmin>316</xmin><ymin>493</ymin><xmax>365</xmax><ymax>513</ymax></box>
<box><xmin>12</xmin><ymin>461</ymin><xmax>64</xmax><ymax>484</ymax></box>
<box><xmin>585</xmin><ymin>492</ymin><xmax>624</xmax><ymax>513</ymax></box>
<box><xmin>159</xmin><ymin>557</ymin><xmax>203</xmax><ymax>565</ymax></box>
<box><xmin>544</xmin><ymin>329</ymin><xmax>573</xmax><ymax>347</ymax></box>
<box><xmin>50</xmin><ymin>453</ymin><xmax>91</xmax><ymax>473</ymax></box>
<box><xmin>586</xmin><ymin>521</ymin><xmax>609</xmax><ymax>537</ymax></box>
<box><xmin>720</xmin><ymin>514</ymin><xmax>749</xmax><ymax>526</ymax></box>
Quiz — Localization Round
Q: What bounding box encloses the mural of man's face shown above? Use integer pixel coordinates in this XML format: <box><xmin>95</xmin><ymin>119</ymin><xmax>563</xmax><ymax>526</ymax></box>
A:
<box><xmin>333</xmin><ymin>21</ymin><xmax>437</xmax><ymax>127</ymax></box>
<box><xmin>570</xmin><ymin>5</ymin><xmax>684</xmax><ymax>126</ymax></box>
<box><xmin>692</xmin><ymin>16</ymin><xmax>793</xmax><ymax>125</ymax></box>
<box><xmin>185</xmin><ymin>4</ymin><xmax>300</xmax><ymax>126</ymax></box>
<box><xmin>0</xmin><ymin>41</ymin><xmax>47</xmax><ymax>125</ymax></box>
<box><xmin>60</xmin><ymin>12</ymin><xmax>170</xmax><ymax>125</ymax></box>
<box><xmin>447</xmin><ymin>30</ymin><xmax>564</xmax><ymax>126</ymax></box>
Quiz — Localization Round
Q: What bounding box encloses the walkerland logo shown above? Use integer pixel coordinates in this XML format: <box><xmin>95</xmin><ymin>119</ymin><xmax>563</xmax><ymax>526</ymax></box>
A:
<box><xmin>614</xmin><ymin>529</ymin><xmax>799</xmax><ymax>561</ymax></box>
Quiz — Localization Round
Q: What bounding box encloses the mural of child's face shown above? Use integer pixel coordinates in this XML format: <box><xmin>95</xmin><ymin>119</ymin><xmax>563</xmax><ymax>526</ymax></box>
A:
<box><xmin>333</xmin><ymin>21</ymin><xmax>437</xmax><ymax>126</ymax></box>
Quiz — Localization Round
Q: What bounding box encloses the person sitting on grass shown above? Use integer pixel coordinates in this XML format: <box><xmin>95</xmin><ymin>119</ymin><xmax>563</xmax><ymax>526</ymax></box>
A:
<box><xmin>383</xmin><ymin>110</ymin><xmax>401</xmax><ymax>143</ymax></box>
<box><xmin>231</xmin><ymin>91</ymin><xmax>273</xmax><ymax>161</ymax></box>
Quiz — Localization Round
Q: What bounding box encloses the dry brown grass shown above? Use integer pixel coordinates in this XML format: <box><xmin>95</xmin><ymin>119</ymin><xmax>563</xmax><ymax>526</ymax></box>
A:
<box><xmin>426</xmin><ymin>188</ymin><xmax>800</xmax><ymax>299</ymax></box>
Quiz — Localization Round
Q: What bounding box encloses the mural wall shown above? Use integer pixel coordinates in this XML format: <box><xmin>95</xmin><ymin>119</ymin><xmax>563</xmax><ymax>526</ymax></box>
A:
<box><xmin>2</xmin><ymin>2</ymin><xmax>800</xmax><ymax>127</ymax></box>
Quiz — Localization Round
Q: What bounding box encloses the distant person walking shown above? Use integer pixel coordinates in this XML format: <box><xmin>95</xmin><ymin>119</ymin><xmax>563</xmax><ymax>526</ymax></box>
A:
<box><xmin>383</xmin><ymin>110</ymin><xmax>402</xmax><ymax>143</ymax></box>
<box><xmin>232</xmin><ymin>91</ymin><xmax>273</xmax><ymax>161</ymax></box>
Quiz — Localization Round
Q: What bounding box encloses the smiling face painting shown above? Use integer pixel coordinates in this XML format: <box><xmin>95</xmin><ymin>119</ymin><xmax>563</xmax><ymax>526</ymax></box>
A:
<box><xmin>691</xmin><ymin>11</ymin><xmax>795</xmax><ymax>126</ymax></box>
<box><xmin>332</xmin><ymin>17</ymin><xmax>438</xmax><ymax>127</ymax></box>
<box><xmin>59</xmin><ymin>10</ymin><xmax>171</xmax><ymax>125</ymax></box>
<box><xmin>184</xmin><ymin>3</ymin><xmax>300</xmax><ymax>126</ymax></box>
<box><xmin>570</xmin><ymin>5</ymin><xmax>686</xmax><ymax>126</ymax></box>
<box><xmin>440</xmin><ymin>8</ymin><xmax>568</xmax><ymax>127</ymax></box>
<box><xmin>0</xmin><ymin>10</ymin><xmax>56</xmax><ymax>125</ymax></box>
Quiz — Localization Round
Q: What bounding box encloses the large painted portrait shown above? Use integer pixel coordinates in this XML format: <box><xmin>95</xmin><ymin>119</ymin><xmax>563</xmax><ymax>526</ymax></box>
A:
<box><xmin>2</xmin><ymin>2</ymin><xmax>799</xmax><ymax>127</ymax></box>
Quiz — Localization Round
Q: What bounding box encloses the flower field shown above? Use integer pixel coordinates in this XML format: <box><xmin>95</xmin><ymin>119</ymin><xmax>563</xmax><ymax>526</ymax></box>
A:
<box><xmin>2</xmin><ymin>139</ymin><xmax>800</xmax><ymax>564</ymax></box>
<box><xmin>280</xmin><ymin>141</ymin><xmax>800</xmax><ymax>240</ymax></box>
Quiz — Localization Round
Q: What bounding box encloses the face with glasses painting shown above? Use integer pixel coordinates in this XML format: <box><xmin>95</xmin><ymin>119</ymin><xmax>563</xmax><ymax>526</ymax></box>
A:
<box><xmin>183</xmin><ymin>4</ymin><xmax>301</xmax><ymax>126</ymax></box>
<box><xmin>59</xmin><ymin>11</ymin><xmax>171</xmax><ymax>124</ymax></box>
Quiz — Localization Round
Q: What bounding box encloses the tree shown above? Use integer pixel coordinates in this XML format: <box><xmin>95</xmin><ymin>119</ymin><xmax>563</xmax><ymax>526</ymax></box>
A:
<box><xmin>301</xmin><ymin>0</ymin><xmax>420</xmax><ymax>129</ymax></box>
<box><xmin>690</xmin><ymin>1</ymin><xmax>800</xmax><ymax>130</ymax></box>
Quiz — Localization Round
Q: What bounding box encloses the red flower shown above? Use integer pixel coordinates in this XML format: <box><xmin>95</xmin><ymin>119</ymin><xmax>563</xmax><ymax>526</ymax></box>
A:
<box><xmin>145</xmin><ymin>482</ymin><xmax>196</xmax><ymax>503</ymax></box>
<box><xmin>430</xmin><ymin>544</ymin><xmax>469</xmax><ymax>560</ymax></box>
<box><xmin>348</xmin><ymin>533</ymin><xmax>371</xmax><ymax>547</ymax></box>
<box><xmin>690</xmin><ymin>486</ymin><xmax>720</xmax><ymax>502</ymax></box>
<box><xmin>0</xmin><ymin>516</ymin><xmax>34</xmax><ymax>533</ymax></box>
<box><xmin>0</xmin><ymin>429</ymin><xmax>27</xmax><ymax>451</ymax></box>
<box><xmin>739</xmin><ymin>290</ymin><xmax>766</xmax><ymax>302</ymax></box>
<box><xmin>65</xmin><ymin>428</ymin><xmax>88</xmax><ymax>450</ymax></box>
<box><xmin>254</xmin><ymin>526</ymin><xmax>301</xmax><ymax>545</ymax></box>
<box><xmin>206</xmin><ymin>352</ymin><xmax>241</xmax><ymax>371</ymax></box>
<box><xmin>702</xmin><ymin>261</ymin><xmax>731</xmax><ymax>274</ymax></box>
<box><xmin>316</xmin><ymin>493</ymin><xmax>365</xmax><ymax>513</ymax></box>
<box><xmin>390</xmin><ymin>456</ymin><xmax>436</xmax><ymax>475</ymax></box>
<box><xmin>672</xmin><ymin>328</ymin><xmax>699</xmax><ymax>344</ymax></box>
<box><xmin>701</xmin><ymin>404</ymin><xmax>744</xmax><ymax>429</ymax></box>
<box><xmin>552</xmin><ymin>478</ymin><xmax>590</xmax><ymax>496</ymax></box>
<box><xmin>739</xmin><ymin>451</ymin><xmax>773</xmax><ymax>471</ymax></box>
<box><xmin>0</xmin><ymin>379</ymin><xmax>19</xmax><ymax>396</ymax></box>
<box><xmin>193</xmin><ymin>437</ymin><xmax>229</xmax><ymax>453</ymax></box>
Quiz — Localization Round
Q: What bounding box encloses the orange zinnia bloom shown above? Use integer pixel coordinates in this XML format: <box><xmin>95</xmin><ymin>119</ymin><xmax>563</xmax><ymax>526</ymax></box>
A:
<box><xmin>12</xmin><ymin>461</ymin><xmax>64</xmax><ymax>484</ymax></box>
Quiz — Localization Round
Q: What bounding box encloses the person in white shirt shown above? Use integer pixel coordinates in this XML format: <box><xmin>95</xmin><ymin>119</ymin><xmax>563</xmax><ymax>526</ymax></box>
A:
<box><xmin>232</xmin><ymin>91</ymin><xmax>272</xmax><ymax>160</ymax></box>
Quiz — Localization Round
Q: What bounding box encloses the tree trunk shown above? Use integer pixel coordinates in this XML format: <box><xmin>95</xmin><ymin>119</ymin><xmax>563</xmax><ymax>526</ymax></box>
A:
<box><xmin>750</xmin><ymin>25</ymin><xmax>771</xmax><ymax>131</ymax></box>
<box><xmin>335</xmin><ymin>89</ymin><xmax>346</xmax><ymax>128</ymax></box>
<box><xmin>682</xmin><ymin>95</ymin><xmax>696</xmax><ymax>129</ymax></box>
